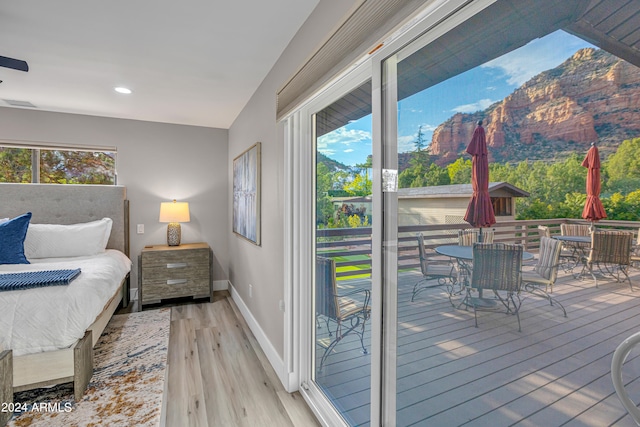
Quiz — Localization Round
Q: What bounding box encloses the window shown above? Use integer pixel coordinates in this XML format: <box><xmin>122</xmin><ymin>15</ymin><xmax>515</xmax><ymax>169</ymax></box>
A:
<box><xmin>0</xmin><ymin>143</ymin><xmax>116</xmax><ymax>184</ymax></box>
<box><xmin>491</xmin><ymin>197</ymin><xmax>512</xmax><ymax>216</ymax></box>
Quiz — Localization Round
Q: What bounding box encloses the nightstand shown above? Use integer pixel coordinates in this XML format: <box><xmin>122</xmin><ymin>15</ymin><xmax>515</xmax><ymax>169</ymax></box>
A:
<box><xmin>139</xmin><ymin>242</ymin><xmax>212</xmax><ymax>308</ymax></box>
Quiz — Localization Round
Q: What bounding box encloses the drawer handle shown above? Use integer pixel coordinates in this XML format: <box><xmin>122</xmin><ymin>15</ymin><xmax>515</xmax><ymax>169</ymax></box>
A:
<box><xmin>167</xmin><ymin>279</ymin><xmax>187</xmax><ymax>285</ymax></box>
<box><xmin>167</xmin><ymin>262</ymin><xmax>188</xmax><ymax>269</ymax></box>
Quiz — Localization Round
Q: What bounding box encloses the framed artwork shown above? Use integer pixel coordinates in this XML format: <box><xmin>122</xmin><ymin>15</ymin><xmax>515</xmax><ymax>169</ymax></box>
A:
<box><xmin>233</xmin><ymin>142</ymin><xmax>261</xmax><ymax>245</ymax></box>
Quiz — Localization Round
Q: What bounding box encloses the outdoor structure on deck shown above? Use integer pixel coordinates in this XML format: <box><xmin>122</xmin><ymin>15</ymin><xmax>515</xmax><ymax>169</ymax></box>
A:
<box><xmin>397</xmin><ymin>182</ymin><xmax>529</xmax><ymax>227</ymax></box>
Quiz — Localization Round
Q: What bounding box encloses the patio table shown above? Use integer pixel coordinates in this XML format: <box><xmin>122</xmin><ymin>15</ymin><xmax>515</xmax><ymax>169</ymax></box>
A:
<box><xmin>435</xmin><ymin>245</ymin><xmax>534</xmax><ymax>262</ymax></box>
<box><xmin>553</xmin><ymin>235</ymin><xmax>591</xmax><ymax>244</ymax></box>
<box><xmin>553</xmin><ymin>235</ymin><xmax>591</xmax><ymax>274</ymax></box>
<box><xmin>435</xmin><ymin>245</ymin><xmax>534</xmax><ymax>307</ymax></box>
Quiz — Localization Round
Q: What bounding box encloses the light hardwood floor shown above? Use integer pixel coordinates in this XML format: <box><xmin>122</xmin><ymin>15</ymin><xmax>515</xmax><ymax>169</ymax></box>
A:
<box><xmin>120</xmin><ymin>294</ymin><xmax>320</xmax><ymax>427</ymax></box>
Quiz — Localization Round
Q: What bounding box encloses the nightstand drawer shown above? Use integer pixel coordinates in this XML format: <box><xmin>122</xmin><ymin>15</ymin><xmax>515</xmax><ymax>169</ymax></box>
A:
<box><xmin>142</xmin><ymin>263</ymin><xmax>209</xmax><ymax>281</ymax></box>
<box><xmin>141</xmin><ymin>249</ymin><xmax>209</xmax><ymax>268</ymax></box>
<box><xmin>142</xmin><ymin>277</ymin><xmax>210</xmax><ymax>301</ymax></box>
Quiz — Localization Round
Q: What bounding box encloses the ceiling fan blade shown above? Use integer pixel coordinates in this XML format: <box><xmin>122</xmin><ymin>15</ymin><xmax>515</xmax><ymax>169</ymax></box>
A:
<box><xmin>0</xmin><ymin>56</ymin><xmax>29</xmax><ymax>72</ymax></box>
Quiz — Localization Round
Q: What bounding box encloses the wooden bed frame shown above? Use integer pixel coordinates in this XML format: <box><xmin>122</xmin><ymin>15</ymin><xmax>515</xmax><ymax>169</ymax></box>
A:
<box><xmin>0</xmin><ymin>184</ymin><xmax>130</xmax><ymax>425</ymax></box>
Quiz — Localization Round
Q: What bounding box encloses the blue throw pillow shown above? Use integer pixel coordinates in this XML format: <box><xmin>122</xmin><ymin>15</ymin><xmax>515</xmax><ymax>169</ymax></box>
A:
<box><xmin>0</xmin><ymin>212</ymin><xmax>32</xmax><ymax>264</ymax></box>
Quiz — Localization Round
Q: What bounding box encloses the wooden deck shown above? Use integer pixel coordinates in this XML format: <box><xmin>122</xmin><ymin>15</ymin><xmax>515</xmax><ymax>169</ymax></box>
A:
<box><xmin>315</xmin><ymin>263</ymin><xmax>640</xmax><ymax>426</ymax></box>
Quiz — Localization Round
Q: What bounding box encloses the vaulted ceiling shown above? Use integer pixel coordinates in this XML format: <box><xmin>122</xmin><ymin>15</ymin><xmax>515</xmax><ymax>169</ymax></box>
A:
<box><xmin>315</xmin><ymin>0</ymin><xmax>640</xmax><ymax>137</ymax></box>
<box><xmin>1</xmin><ymin>1</ymin><xmax>638</xmax><ymax>132</ymax></box>
<box><xmin>0</xmin><ymin>0</ymin><xmax>319</xmax><ymax>128</ymax></box>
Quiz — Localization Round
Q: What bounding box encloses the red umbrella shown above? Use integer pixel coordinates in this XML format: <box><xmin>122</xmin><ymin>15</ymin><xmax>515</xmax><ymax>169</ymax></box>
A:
<box><xmin>464</xmin><ymin>121</ymin><xmax>496</xmax><ymax>241</ymax></box>
<box><xmin>581</xmin><ymin>143</ymin><xmax>607</xmax><ymax>223</ymax></box>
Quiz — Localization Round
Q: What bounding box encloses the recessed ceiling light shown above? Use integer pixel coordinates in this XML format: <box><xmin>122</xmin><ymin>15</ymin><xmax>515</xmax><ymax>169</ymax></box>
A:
<box><xmin>114</xmin><ymin>87</ymin><xmax>132</xmax><ymax>94</ymax></box>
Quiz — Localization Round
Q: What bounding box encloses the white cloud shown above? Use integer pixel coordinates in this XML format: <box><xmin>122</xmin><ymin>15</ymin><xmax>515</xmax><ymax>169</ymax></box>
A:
<box><xmin>481</xmin><ymin>30</ymin><xmax>594</xmax><ymax>87</ymax></box>
<box><xmin>419</xmin><ymin>124</ymin><xmax>438</xmax><ymax>132</ymax></box>
<box><xmin>452</xmin><ymin>98</ymin><xmax>495</xmax><ymax>113</ymax></box>
<box><xmin>317</xmin><ymin>127</ymin><xmax>371</xmax><ymax>157</ymax></box>
<box><xmin>344</xmin><ymin>149</ymin><xmax>354</xmax><ymax>153</ymax></box>
<box><xmin>398</xmin><ymin>135</ymin><xmax>416</xmax><ymax>152</ymax></box>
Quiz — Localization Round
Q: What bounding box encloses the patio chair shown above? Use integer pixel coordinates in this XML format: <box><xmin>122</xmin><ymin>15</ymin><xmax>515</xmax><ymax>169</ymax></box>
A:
<box><xmin>455</xmin><ymin>229</ymin><xmax>494</xmax><ymax>294</ymax></box>
<box><xmin>560</xmin><ymin>223</ymin><xmax>591</xmax><ymax>237</ymax></box>
<box><xmin>586</xmin><ymin>230</ymin><xmax>634</xmax><ymax>290</ymax></box>
<box><xmin>316</xmin><ymin>256</ymin><xmax>371</xmax><ymax>371</ymax></box>
<box><xmin>411</xmin><ymin>233</ymin><xmax>454</xmax><ymax>302</ymax></box>
<box><xmin>537</xmin><ymin>225</ymin><xmax>551</xmax><ymax>239</ymax></box>
<box><xmin>458</xmin><ymin>228</ymin><xmax>494</xmax><ymax>245</ymax></box>
<box><xmin>522</xmin><ymin>236</ymin><xmax>566</xmax><ymax>317</ymax></box>
<box><xmin>539</xmin><ymin>225</ymin><xmax>573</xmax><ymax>267</ymax></box>
<box><xmin>466</xmin><ymin>243</ymin><xmax>524</xmax><ymax>331</ymax></box>
<box><xmin>559</xmin><ymin>223</ymin><xmax>591</xmax><ymax>272</ymax></box>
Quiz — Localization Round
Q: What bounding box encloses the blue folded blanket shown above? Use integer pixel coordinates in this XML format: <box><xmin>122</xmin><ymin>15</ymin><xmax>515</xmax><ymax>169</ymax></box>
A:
<box><xmin>0</xmin><ymin>268</ymin><xmax>81</xmax><ymax>291</ymax></box>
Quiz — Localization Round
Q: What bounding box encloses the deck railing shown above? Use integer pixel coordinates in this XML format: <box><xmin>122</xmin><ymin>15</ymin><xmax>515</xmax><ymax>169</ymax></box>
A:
<box><xmin>316</xmin><ymin>219</ymin><xmax>640</xmax><ymax>279</ymax></box>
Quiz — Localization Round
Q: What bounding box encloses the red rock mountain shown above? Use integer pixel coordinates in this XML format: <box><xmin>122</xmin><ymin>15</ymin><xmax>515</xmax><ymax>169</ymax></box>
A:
<box><xmin>429</xmin><ymin>48</ymin><xmax>640</xmax><ymax>165</ymax></box>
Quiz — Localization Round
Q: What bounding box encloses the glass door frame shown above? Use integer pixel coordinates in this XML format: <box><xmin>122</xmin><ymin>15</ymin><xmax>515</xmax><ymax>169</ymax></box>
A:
<box><xmin>285</xmin><ymin>1</ymin><xmax>499</xmax><ymax>424</ymax></box>
<box><xmin>287</xmin><ymin>60</ymin><xmax>381</xmax><ymax>427</ymax></box>
<box><xmin>372</xmin><ymin>1</ymin><xmax>488</xmax><ymax>423</ymax></box>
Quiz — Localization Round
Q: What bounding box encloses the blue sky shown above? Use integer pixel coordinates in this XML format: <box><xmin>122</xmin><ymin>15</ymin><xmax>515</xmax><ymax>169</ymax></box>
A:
<box><xmin>317</xmin><ymin>30</ymin><xmax>594</xmax><ymax>166</ymax></box>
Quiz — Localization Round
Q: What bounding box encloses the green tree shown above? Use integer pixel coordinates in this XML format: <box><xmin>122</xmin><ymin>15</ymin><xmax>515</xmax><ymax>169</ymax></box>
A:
<box><xmin>447</xmin><ymin>158</ymin><xmax>472</xmax><ymax>184</ymax></box>
<box><xmin>605</xmin><ymin>138</ymin><xmax>640</xmax><ymax>194</ymax></box>
<box><xmin>398</xmin><ymin>167</ymin><xmax>426</xmax><ymax>188</ymax></box>
<box><xmin>39</xmin><ymin>150</ymin><xmax>115</xmax><ymax>184</ymax></box>
<box><xmin>316</xmin><ymin>163</ymin><xmax>335</xmax><ymax>225</ymax></box>
<box><xmin>0</xmin><ymin>147</ymin><xmax>32</xmax><ymax>183</ymax></box>
<box><xmin>603</xmin><ymin>191</ymin><xmax>640</xmax><ymax>221</ymax></box>
<box><xmin>347</xmin><ymin>214</ymin><xmax>362</xmax><ymax>228</ymax></box>
<box><xmin>410</xmin><ymin>126</ymin><xmax>429</xmax><ymax>169</ymax></box>
<box><xmin>424</xmin><ymin>163</ymin><xmax>450</xmax><ymax>186</ymax></box>
<box><xmin>545</xmin><ymin>154</ymin><xmax>585</xmax><ymax>204</ymax></box>
<box><xmin>606</xmin><ymin>138</ymin><xmax>640</xmax><ymax>182</ymax></box>
<box><xmin>399</xmin><ymin>126</ymin><xmax>431</xmax><ymax>188</ymax></box>
<box><xmin>344</xmin><ymin>173</ymin><xmax>372</xmax><ymax>196</ymax></box>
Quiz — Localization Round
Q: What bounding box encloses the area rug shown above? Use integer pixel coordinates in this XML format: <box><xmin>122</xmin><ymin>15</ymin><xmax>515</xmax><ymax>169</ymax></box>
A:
<box><xmin>8</xmin><ymin>307</ymin><xmax>171</xmax><ymax>427</ymax></box>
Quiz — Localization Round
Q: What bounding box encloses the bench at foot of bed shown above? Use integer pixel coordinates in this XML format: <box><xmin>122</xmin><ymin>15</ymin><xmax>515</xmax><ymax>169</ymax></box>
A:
<box><xmin>0</xmin><ymin>329</ymin><xmax>94</xmax><ymax>426</ymax></box>
<box><xmin>0</xmin><ymin>350</ymin><xmax>12</xmax><ymax>426</ymax></box>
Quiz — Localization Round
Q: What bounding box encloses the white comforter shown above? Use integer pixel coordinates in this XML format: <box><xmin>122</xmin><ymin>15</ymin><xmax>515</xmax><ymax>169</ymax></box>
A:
<box><xmin>0</xmin><ymin>250</ymin><xmax>131</xmax><ymax>356</ymax></box>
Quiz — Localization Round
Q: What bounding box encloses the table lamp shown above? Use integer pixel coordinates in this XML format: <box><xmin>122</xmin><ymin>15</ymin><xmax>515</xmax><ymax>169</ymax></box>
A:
<box><xmin>159</xmin><ymin>200</ymin><xmax>190</xmax><ymax>246</ymax></box>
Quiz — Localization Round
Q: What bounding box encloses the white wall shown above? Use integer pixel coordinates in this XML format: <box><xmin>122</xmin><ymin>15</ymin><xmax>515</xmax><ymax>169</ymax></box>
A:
<box><xmin>227</xmin><ymin>0</ymin><xmax>358</xmax><ymax>365</ymax></box>
<box><xmin>0</xmin><ymin>107</ymin><xmax>229</xmax><ymax>289</ymax></box>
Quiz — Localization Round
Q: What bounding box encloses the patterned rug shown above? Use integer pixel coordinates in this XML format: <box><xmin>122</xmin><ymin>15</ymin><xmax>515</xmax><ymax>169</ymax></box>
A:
<box><xmin>8</xmin><ymin>308</ymin><xmax>171</xmax><ymax>427</ymax></box>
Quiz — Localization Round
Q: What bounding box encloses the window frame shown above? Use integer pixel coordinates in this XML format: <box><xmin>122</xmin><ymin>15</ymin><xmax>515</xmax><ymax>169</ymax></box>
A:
<box><xmin>0</xmin><ymin>141</ymin><xmax>118</xmax><ymax>185</ymax></box>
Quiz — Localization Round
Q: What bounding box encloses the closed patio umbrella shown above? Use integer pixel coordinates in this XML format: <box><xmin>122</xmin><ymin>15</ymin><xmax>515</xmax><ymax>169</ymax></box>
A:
<box><xmin>464</xmin><ymin>120</ymin><xmax>496</xmax><ymax>242</ymax></box>
<box><xmin>581</xmin><ymin>142</ymin><xmax>607</xmax><ymax>228</ymax></box>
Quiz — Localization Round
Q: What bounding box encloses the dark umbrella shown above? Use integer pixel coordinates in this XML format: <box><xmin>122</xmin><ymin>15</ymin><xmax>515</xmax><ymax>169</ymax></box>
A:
<box><xmin>581</xmin><ymin>142</ymin><xmax>607</xmax><ymax>229</ymax></box>
<box><xmin>464</xmin><ymin>120</ymin><xmax>496</xmax><ymax>242</ymax></box>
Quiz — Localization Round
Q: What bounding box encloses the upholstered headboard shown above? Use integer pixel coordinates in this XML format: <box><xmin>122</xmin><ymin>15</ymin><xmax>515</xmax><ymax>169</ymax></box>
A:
<box><xmin>0</xmin><ymin>183</ymin><xmax>129</xmax><ymax>256</ymax></box>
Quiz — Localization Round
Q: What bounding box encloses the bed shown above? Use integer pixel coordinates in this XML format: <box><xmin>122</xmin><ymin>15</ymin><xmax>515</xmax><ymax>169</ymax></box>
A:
<box><xmin>0</xmin><ymin>183</ymin><xmax>130</xmax><ymax>425</ymax></box>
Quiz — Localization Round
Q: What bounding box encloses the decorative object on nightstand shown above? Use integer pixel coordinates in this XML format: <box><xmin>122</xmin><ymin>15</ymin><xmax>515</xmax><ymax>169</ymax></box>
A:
<box><xmin>159</xmin><ymin>200</ymin><xmax>190</xmax><ymax>246</ymax></box>
<box><xmin>139</xmin><ymin>242</ymin><xmax>212</xmax><ymax>308</ymax></box>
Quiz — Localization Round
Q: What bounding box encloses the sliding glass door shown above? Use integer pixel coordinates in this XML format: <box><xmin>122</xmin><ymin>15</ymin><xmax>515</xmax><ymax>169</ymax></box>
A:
<box><xmin>294</xmin><ymin>0</ymin><xmax>607</xmax><ymax>424</ymax></box>
<box><xmin>312</xmin><ymin>77</ymin><xmax>374</xmax><ymax>425</ymax></box>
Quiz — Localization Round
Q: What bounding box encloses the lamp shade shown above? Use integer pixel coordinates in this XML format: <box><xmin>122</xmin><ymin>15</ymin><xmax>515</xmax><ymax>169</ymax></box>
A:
<box><xmin>159</xmin><ymin>200</ymin><xmax>190</xmax><ymax>223</ymax></box>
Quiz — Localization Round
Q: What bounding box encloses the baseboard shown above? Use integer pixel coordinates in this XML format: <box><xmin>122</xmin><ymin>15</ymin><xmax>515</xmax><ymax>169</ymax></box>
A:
<box><xmin>130</xmin><ymin>288</ymin><xmax>139</xmax><ymax>301</ymax></box>
<box><xmin>229</xmin><ymin>283</ymin><xmax>289</xmax><ymax>391</ymax></box>
<box><xmin>212</xmin><ymin>279</ymin><xmax>229</xmax><ymax>292</ymax></box>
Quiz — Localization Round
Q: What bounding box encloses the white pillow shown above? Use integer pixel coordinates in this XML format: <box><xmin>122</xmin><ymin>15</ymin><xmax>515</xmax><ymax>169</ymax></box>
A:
<box><xmin>24</xmin><ymin>218</ymin><xmax>113</xmax><ymax>259</ymax></box>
